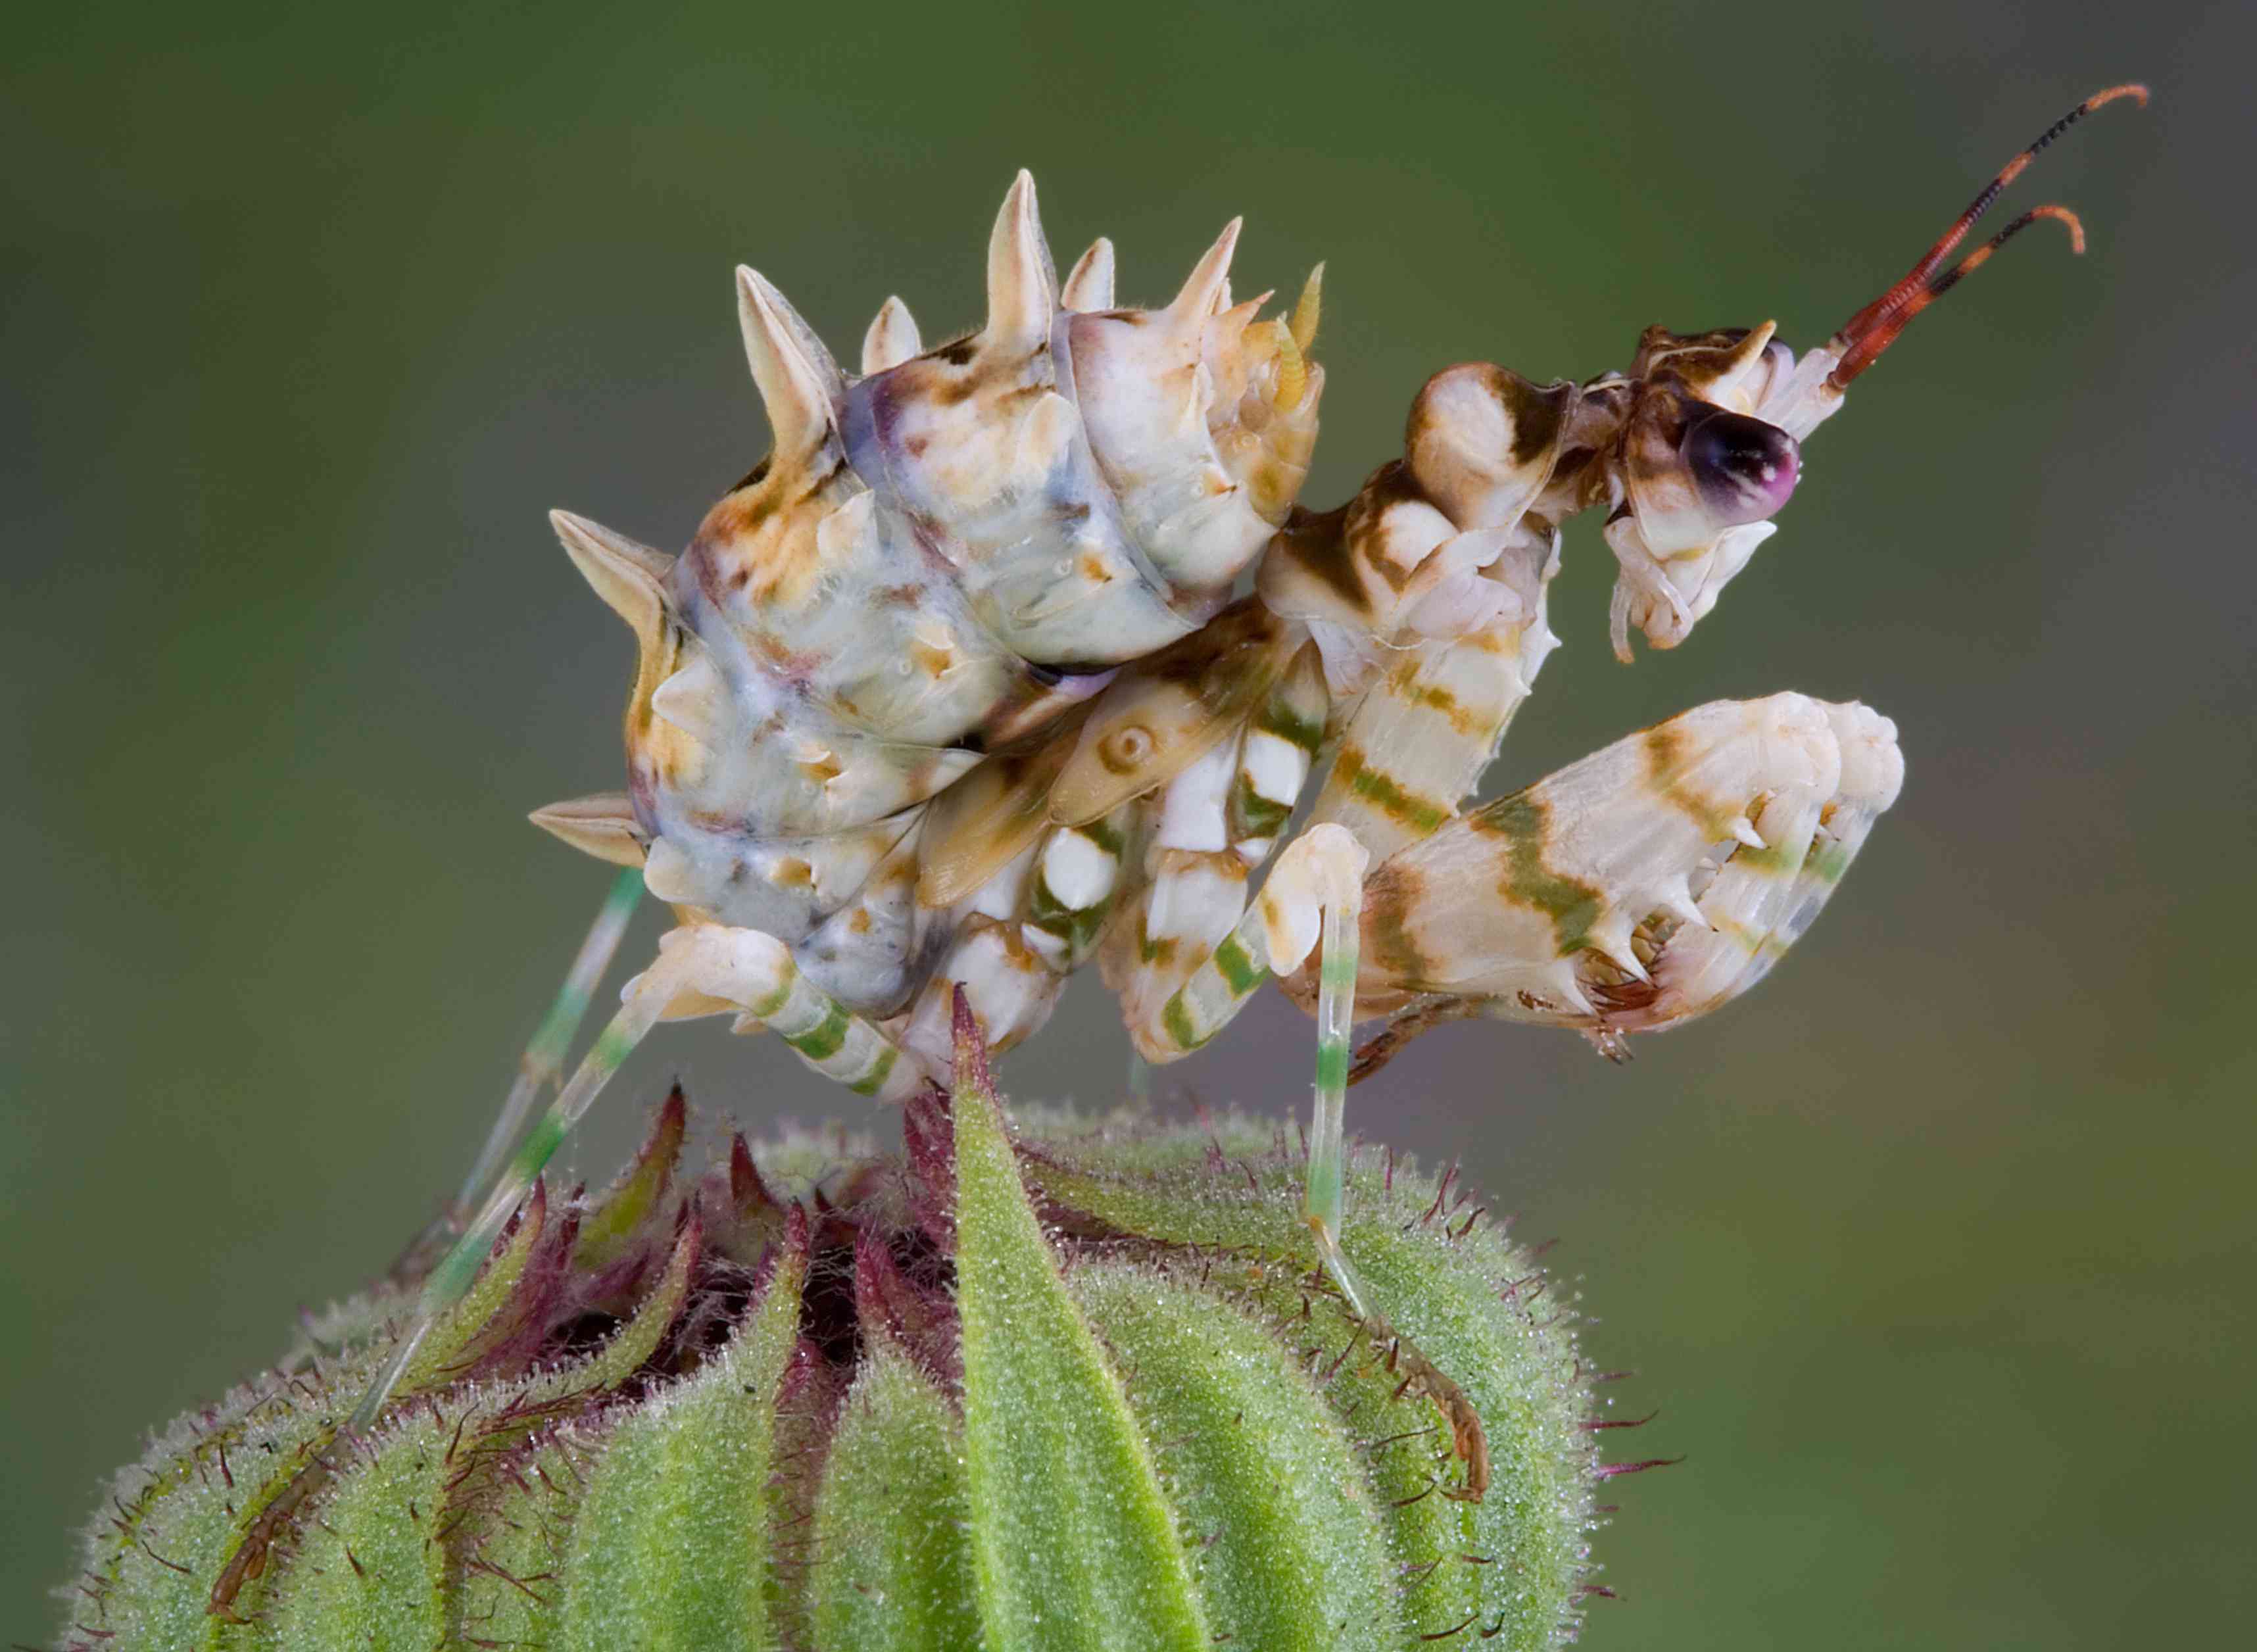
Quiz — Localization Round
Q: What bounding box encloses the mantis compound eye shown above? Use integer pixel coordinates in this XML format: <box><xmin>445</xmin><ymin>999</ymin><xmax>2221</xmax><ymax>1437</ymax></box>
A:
<box><xmin>1682</xmin><ymin>408</ymin><xmax>1799</xmax><ymax>527</ymax></box>
<box><xmin>1601</xmin><ymin>391</ymin><xmax>1801</xmax><ymax>663</ymax></box>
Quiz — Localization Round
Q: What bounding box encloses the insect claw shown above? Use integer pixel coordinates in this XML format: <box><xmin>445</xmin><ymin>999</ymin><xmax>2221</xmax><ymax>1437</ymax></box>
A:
<box><xmin>1657</xmin><ymin>877</ymin><xmax>1708</xmax><ymax>931</ymax></box>
<box><xmin>1585</xmin><ymin>917</ymin><xmax>1650</xmax><ymax>985</ymax></box>
<box><xmin>1584</xmin><ymin>1026</ymin><xmax>1634</xmax><ymax>1064</ymax></box>
<box><xmin>1061</xmin><ymin>236</ymin><xmax>1116</xmax><ymax>311</ymax></box>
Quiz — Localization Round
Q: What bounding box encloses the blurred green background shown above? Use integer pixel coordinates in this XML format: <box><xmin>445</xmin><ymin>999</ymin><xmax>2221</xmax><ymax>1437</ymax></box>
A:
<box><xmin>5</xmin><ymin>1</ymin><xmax>2248</xmax><ymax>1645</ymax></box>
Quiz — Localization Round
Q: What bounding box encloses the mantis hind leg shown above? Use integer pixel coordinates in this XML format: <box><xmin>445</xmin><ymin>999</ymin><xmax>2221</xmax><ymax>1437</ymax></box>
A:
<box><xmin>352</xmin><ymin>928</ymin><xmax>694</xmax><ymax>1427</ymax></box>
<box><xmin>453</xmin><ymin>869</ymin><xmax>645</xmax><ymax>1217</ymax></box>
<box><xmin>388</xmin><ymin>868</ymin><xmax>643</xmax><ymax>1281</ymax></box>
<box><xmin>353</xmin><ymin>921</ymin><xmax>921</xmax><ymax>1426</ymax></box>
<box><xmin>1293</xmin><ymin>830</ymin><xmax>1492</xmax><ymax>1499</ymax></box>
<box><xmin>1146</xmin><ymin>821</ymin><xmax>1492</xmax><ymax>1497</ymax></box>
<box><xmin>1301</xmin><ymin>852</ymin><xmax>1360</xmax><ymax>1300</ymax></box>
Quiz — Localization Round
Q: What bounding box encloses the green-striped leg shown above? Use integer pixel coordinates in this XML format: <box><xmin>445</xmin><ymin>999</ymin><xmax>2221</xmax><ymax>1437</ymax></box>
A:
<box><xmin>1146</xmin><ymin>824</ymin><xmax>1373</xmax><ymax>1303</ymax></box>
<box><xmin>453</xmin><ymin>868</ymin><xmax>644</xmax><ymax>1217</ymax></box>
<box><xmin>354</xmin><ymin>923</ymin><xmax>919</xmax><ymax>1425</ymax></box>
<box><xmin>1295</xmin><ymin>849</ymin><xmax>1491</xmax><ymax>1496</ymax></box>
<box><xmin>352</xmin><ymin>933</ymin><xmax>691</xmax><ymax>1427</ymax></box>
<box><xmin>1145</xmin><ymin>825</ymin><xmax>1367</xmax><ymax>1057</ymax></box>
<box><xmin>1153</xmin><ymin>823</ymin><xmax>1492</xmax><ymax>1494</ymax></box>
<box><xmin>1303</xmin><ymin>865</ymin><xmax>1365</xmax><ymax>1309</ymax></box>
<box><xmin>1150</xmin><ymin>904</ymin><xmax>1277</xmax><ymax>1056</ymax></box>
<box><xmin>387</xmin><ymin>868</ymin><xmax>643</xmax><ymax>1279</ymax></box>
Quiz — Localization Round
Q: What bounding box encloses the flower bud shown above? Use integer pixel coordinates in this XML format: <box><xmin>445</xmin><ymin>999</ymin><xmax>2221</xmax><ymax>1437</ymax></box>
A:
<box><xmin>67</xmin><ymin>1059</ymin><xmax>1638</xmax><ymax>1650</ymax></box>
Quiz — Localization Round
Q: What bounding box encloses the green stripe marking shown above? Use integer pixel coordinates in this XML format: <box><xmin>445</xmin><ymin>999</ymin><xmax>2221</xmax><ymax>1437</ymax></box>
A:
<box><xmin>1257</xmin><ymin>698</ymin><xmax>1326</xmax><ymax>754</ymax></box>
<box><xmin>1468</xmin><ymin>792</ymin><xmax>1605</xmax><ymax>953</ymax></box>
<box><xmin>786</xmin><ymin>1002</ymin><xmax>850</xmax><ymax>1063</ymax></box>
<box><xmin>1213</xmin><ymin>935</ymin><xmax>1267</xmax><ymax>996</ymax></box>
<box><xmin>1162</xmin><ymin>994</ymin><xmax>1205</xmax><ymax>1052</ymax></box>
<box><xmin>1728</xmin><ymin>838</ymin><xmax>1801</xmax><ymax>875</ymax></box>
<box><xmin>590</xmin><ymin>1021</ymin><xmax>639</xmax><ymax>1071</ymax></box>
<box><xmin>528</xmin><ymin>988</ymin><xmax>592</xmax><ymax>1067</ymax></box>
<box><xmin>1231</xmin><ymin>784</ymin><xmax>1292</xmax><ymax>841</ymax></box>
<box><xmin>1365</xmin><ymin>891</ymin><xmax>1433</xmax><ymax>983</ymax></box>
<box><xmin>1808</xmin><ymin>839</ymin><xmax>1854</xmax><ymax>885</ymax></box>
<box><xmin>1335</xmin><ymin>750</ymin><xmax>1448</xmax><ymax>833</ymax></box>
<box><xmin>512</xmin><ymin>1113</ymin><xmax>570</xmax><ymax>1177</ymax></box>
<box><xmin>431</xmin><ymin>1230</ymin><xmax>491</xmax><ymax>1298</ymax></box>
<box><xmin>1029</xmin><ymin>874</ymin><xmax>1113</xmax><ymax>956</ymax></box>
<box><xmin>1079</xmin><ymin>815</ymin><xmax>1128</xmax><ymax>857</ymax></box>
<box><xmin>849</xmin><ymin>1045</ymin><xmax>899</xmax><ymax>1096</ymax></box>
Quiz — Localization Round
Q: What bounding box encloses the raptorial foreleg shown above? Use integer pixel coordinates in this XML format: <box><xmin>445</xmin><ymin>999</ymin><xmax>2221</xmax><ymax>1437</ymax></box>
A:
<box><xmin>1322</xmin><ymin>692</ymin><xmax>1905</xmax><ymax>1072</ymax></box>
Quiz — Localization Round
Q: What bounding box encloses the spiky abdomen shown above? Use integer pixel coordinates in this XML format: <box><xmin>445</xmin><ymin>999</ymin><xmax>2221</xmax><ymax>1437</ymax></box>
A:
<box><xmin>616</xmin><ymin>176</ymin><xmax>1323</xmax><ymax>1012</ymax></box>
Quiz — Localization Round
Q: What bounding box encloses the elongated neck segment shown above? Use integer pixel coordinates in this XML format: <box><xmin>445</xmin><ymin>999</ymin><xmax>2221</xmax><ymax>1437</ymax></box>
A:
<box><xmin>1255</xmin><ymin>362</ymin><xmax>1585</xmax><ymax>685</ymax></box>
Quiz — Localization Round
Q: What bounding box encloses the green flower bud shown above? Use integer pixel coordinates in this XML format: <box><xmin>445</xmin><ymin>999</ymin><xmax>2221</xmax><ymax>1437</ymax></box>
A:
<box><xmin>64</xmin><ymin>1052</ymin><xmax>1623</xmax><ymax>1650</ymax></box>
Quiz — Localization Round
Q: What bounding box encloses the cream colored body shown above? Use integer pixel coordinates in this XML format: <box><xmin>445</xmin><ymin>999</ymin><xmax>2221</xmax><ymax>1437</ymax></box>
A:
<box><xmin>535</xmin><ymin>174</ymin><xmax>1908</xmax><ymax>1095</ymax></box>
<box><xmin>364</xmin><ymin>89</ymin><xmax>2142</xmax><ymax>1444</ymax></box>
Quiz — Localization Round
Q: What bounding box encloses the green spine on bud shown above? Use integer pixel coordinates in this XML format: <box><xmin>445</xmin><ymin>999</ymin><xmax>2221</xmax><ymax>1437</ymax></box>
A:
<box><xmin>64</xmin><ymin>1050</ymin><xmax>1615</xmax><ymax>1651</ymax></box>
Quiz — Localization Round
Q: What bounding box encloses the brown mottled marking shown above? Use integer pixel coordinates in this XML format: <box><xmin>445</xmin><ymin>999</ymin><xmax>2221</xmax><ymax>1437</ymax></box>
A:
<box><xmin>1388</xmin><ymin>664</ymin><xmax>1490</xmax><ymax>739</ymax></box>
<box><xmin>1271</xmin><ymin>502</ymin><xmax>1371</xmax><ymax>615</ymax></box>
<box><xmin>1361</xmin><ymin>865</ymin><xmax>1437</xmax><ymax>984</ymax></box>
<box><xmin>1342</xmin><ymin>462</ymin><xmax>1437</xmax><ymax>593</ymax></box>
<box><xmin>1633</xmin><ymin>324</ymin><xmax>1751</xmax><ymax>379</ymax></box>
<box><xmin>908</xmin><ymin>339</ymin><xmax>1053</xmax><ymax>410</ymax></box>
<box><xmin>1330</xmin><ymin>746</ymin><xmax>1449</xmax><ymax>834</ymax></box>
<box><xmin>1482</xmin><ymin>364</ymin><xmax>1574</xmax><ymax>466</ymax></box>
<box><xmin>1641</xmin><ymin>723</ymin><xmax>1733</xmax><ymax>837</ymax></box>
<box><xmin>621</xmin><ymin>622</ymin><xmax>687</xmax><ymax>745</ymax></box>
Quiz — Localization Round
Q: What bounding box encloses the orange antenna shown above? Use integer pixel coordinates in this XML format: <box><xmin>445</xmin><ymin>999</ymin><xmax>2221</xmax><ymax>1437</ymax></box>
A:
<box><xmin>1828</xmin><ymin>83</ymin><xmax>2147</xmax><ymax>390</ymax></box>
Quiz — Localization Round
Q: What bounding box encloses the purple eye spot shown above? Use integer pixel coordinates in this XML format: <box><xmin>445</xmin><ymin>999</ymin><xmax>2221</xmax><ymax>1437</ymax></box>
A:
<box><xmin>1682</xmin><ymin>409</ymin><xmax>1800</xmax><ymax>525</ymax></box>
